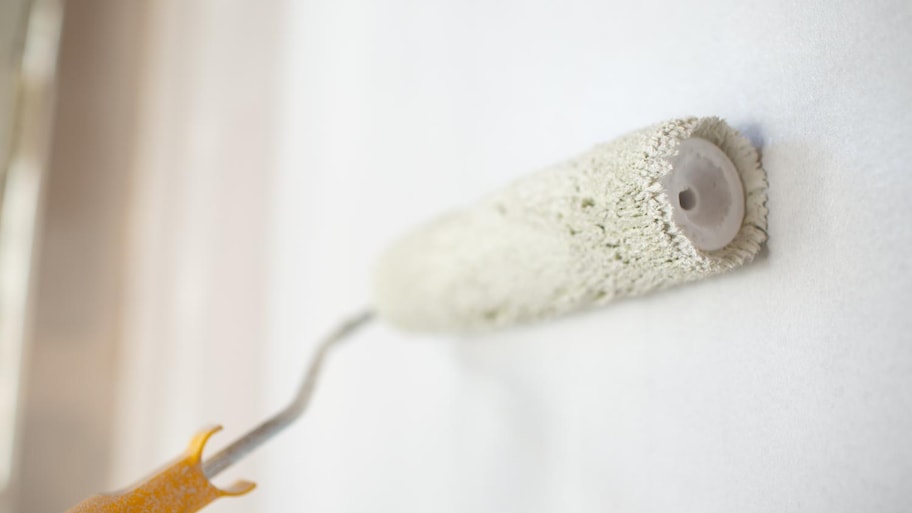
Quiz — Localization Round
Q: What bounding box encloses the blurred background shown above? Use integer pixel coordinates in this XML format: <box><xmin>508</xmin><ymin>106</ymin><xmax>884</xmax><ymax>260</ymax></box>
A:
<box><xmin>1</xmin><ymin>0</ymin><xmax>911</xmax><ymax>512</ymax></box>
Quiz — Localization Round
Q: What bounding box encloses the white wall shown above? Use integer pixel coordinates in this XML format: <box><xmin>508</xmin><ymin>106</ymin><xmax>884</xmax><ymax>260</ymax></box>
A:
<box><xmin>263</xmin><ymin>0</ymin><xmax>912</xmax><ymax>512</ymax></box>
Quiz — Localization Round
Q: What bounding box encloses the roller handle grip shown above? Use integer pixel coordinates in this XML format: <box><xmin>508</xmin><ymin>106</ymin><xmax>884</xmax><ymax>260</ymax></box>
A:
<box><xmin>65</xmin><ymin>426</ymin><xmax>255</xmax><ymax>513</ymax></box>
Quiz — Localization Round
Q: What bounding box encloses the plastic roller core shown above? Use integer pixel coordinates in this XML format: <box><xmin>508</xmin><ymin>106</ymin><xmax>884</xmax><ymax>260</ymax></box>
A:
<box><xmin>663</xmin><ymin>137</ymin><xmax>745</xmax><ymax>251</ymax></box>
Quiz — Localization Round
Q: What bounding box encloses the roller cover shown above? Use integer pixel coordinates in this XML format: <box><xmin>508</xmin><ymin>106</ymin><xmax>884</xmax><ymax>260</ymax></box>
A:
<box><xmin>372</xmin><ymin>117</ymin><xmax>768</xmax><ymax>333</ymax></box>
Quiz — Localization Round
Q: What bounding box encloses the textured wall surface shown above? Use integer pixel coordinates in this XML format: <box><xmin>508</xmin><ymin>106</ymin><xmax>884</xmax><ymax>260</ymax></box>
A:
<box><xmin>263</xmin><ymin>0</ymin><xmax>912</xmax><ymax>512</ymax></box>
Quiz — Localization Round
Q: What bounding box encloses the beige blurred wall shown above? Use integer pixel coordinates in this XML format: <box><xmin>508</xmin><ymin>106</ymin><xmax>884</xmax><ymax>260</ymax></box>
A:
<box><xmin>109</xmin><ymin>4</ymin><xmax>279</xmax><ymax>512</ymax></box>
<box><xmin>14</xmin><ymin>1</ymin><xmax>281</xmax><ymax>511</ymax></box>
<box><xmin>0</xmin><ymin>1</ymin><xmax>28</xmax><ymax>183</ymax></box>
<box><xmin>17</xmin><ymin>1</ymin><xmax>146</xmax><ymax>511</ymax></box>
<box><xmin>0</xmin><ymin>4</ymin><xmax>34</xmax><ymax>512</ymax></box>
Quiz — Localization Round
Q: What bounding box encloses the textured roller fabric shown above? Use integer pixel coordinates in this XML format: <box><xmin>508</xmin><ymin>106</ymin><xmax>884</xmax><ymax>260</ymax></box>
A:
<box><xmin>373</xmin><ymin>117</ymin><xmax>768</xmax><ymax>333</ymax></box>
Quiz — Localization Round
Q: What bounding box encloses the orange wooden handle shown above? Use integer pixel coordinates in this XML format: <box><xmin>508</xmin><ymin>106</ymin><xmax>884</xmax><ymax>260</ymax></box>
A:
<box><xmin>65</xmin><ymin>426</ymin><xmax>255</xmax><ymax>513</ymax></box>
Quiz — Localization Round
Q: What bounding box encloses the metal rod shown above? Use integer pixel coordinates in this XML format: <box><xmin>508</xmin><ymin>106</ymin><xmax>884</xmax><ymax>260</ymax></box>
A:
<box><xmin>202</xmin><ymin>310</ymin><xmax>374</xmax><ymax>478</ymax></box>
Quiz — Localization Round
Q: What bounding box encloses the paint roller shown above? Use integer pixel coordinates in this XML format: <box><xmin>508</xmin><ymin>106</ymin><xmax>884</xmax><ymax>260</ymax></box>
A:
<box><xmin>65</xmin><ymin>116</ymin><xmax>768</xmax><ymax>512</ymax></box>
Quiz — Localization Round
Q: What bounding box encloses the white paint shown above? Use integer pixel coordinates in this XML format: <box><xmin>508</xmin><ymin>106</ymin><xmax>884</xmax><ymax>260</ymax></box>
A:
<box><xmin>264</xmin><ymin>0</ymin><xmax>912</xmax><ymax>512</ymax></box>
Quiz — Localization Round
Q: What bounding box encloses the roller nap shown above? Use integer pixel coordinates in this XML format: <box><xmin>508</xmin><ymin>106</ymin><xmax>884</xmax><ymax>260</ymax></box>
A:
<box><xmin>372</xmin><ymin>117</ymin><xmax>768</xmax><ymax>333</ymax></box>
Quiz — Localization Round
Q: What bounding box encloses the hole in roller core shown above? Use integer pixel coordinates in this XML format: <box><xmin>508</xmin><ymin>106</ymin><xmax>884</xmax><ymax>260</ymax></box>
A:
<box><xmin>678</xmin><ymin>189</ymin><xmax>696</xmax><ymax>210</ymax></box>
